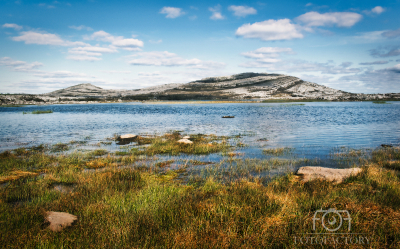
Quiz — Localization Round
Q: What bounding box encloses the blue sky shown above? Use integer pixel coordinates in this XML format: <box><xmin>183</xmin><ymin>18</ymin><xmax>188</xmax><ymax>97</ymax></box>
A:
<box><xmin>1</xmin><ymin>0</ymin><xmax>400</xmax><ymax>94</ymax></box>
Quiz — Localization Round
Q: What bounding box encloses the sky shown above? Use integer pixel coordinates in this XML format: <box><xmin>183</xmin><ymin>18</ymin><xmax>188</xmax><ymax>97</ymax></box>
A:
<box><xmin>1</xmin><ymin>0</ymin><xmax>400</xmax><ymax>94</ymax></box>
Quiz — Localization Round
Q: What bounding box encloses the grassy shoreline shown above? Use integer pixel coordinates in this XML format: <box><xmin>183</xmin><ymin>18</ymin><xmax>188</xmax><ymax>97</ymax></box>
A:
<box><xmin>1</xmin><ymin>134</ymin><xmax>400</xmax><ymax>248</ymax></box>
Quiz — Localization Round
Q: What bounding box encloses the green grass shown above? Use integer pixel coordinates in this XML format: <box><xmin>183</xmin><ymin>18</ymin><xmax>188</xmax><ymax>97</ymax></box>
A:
<box><xmin>23</xmin><ymin>109</ymin><xmax>53</xmax><ymax>114</ymax></box>
<box><xmin>373</xmin><ymin>101</ymin><xmax>391</xmax><ymax>104</ymax></box>
<box><xmin>1</xmin><ymin>139</ymin><xmax>400</xmax><ymax>248</ymax></box>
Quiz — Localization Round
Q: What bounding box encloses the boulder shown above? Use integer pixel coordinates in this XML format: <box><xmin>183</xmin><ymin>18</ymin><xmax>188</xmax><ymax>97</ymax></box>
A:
<box><xmin>296</xmin><ymin>166</ymin><xmax>362</xmax><ymax>183</ymax></box>
<box><xmin>116</xmin><ymin>134</ymin><xmax>138</xmax><ymax>145</ymax></box>
<box><xmin>120</xmin><ymin>134</ymin><xmax>137</xmax><ymax>139</ymax></box>
<box><xmin>45</xmin><ymin>211</ymin><xmax>77</xmax><ymax>232</ymax></box>
<box><xmin>177</xmin><ymin>138</ymin><xmax>193</xmax><ymax>144</ymax></box>
<box><xmin>182</xmin><ymin>136</ymin><xmax>191</xmax><ymax>139</ymax></box>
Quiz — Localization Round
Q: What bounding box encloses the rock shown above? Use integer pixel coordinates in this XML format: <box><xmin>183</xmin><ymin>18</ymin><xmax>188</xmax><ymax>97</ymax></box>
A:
<box><xmin>120</xmin><ymin>134</ymin><xmax>137</xmax><ymax>139</ymax></box>
<box><xmin>116</xmin><ymin>134</ymin><xmax>138</xmax><ymax>145</ymax></box>
<box><xmin>45</xmin><ymin>211</ymin><xmax>77</xmax><ymax>232</ymax></box>
<box><xmin>296</xmin><ymin>166</ymin><xmax>362</xmax><ymax>183</ymax></box>
<box><xmin>182</xmin><ymin>136</ymin><xmax>191</xmax><ymax>139</ymax></box>
<box><xmin>381</xmin><ymin>144</ymin><xmax>393</xmax><ymax>148</ymax></box>
<box><xmin>222</xmin><ymin>116</ymin><xmax>235</xmax><ymax>118</ymax></box>
<box><xmin>177</xmin><ymin>138</ymin><xmax>193</xmax><ymax>144</ymax></box>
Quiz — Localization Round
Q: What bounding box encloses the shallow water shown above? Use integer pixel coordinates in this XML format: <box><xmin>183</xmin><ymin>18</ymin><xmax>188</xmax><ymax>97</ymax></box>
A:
<box><xmin>1</xmin><ymin>102</ymin><xmax>399</xmax><ymax>166</ymax></box>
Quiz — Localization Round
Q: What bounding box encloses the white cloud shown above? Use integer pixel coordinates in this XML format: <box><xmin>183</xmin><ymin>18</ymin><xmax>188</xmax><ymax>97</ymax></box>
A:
<box><xmin>339</xmin><ymin>66</ymin><xmax>400</xmax><ymax>93</ymax></box>
<box><xmin>128</xmin><ymin>51</ymin><xmax>225</xmax><ymax>69</ymax></box>
<box><xmin>2</xmin><ymin>23</ymin><xmax>23</xmax><ymax>30</ymax></box>
<box><xmin>370</xmin><ymin>46</ymin><xmax>400</xmax><ymax>57</ymax></box>
<box><xmin>67</xmin><ymin>45</ymin><xmax>117</xmax><ymax>61</ymax></box>
<box><xmin>12</xmin><ymin>31</ymin><xmax>87</xmax><ymax>46</ymax></box>
<box><xmin>371</xmin><ymin>6</ymin><xmax>385</xmax><ymax>14</ymax></box>
<box><xmin>90</xmin><ymin>30</ymin><xmax>143</xmax><ymax>50</ymax></box>
<box><xmin>102</xmin><ymin>70</ymin><xmax>131</xmax><ymax>74</ymax></box>
<box><xmin>209</xmin><ymin>5</ymin><xmax>225</xmax><ymax>20</ymax></box>
<box><xmin>241</xmin><ymin>47</ymin><xmax>293</xmax><ymax>60</ymax></box>
<box><xmin>228</xmin><ymin>5</ymin><xmax>257</xmax><ymax>17</ymax></box>
<box><xmin>240</xmin><ymin>58</ymin><xmax>362</xmax><ymax>75</ymax></box>
<box><xmin>359</xmin><ymin>61</ymin><xmax>389</xmax><ymax>65</ymax></box>
<box><xmin>160</xmin><ymin>7</ymin><xmax>184</xmax><ymax>18</ymax></box>
<box><xmin>296</xmin><ymin>11</ymin><xmax>362</xmax><ymax>27</ymax></box>
<box><xmin>382</xmin><ymin>28</ymin><xmax>400</xmax><ymax>39</ymax></box>
<box><xmin>69</xmin><ymin>25</ymin><xmax>93</xmax><ymax>31</ymax></box>
<box><xmin>236</xmin><ymin>19</ymin><xmax>303</xmax><ymax>41</ymax></box>
<box><xmin>0</xmin><ymin>57</ymin><xmax>43</xmax><ymax>72</ymax></box>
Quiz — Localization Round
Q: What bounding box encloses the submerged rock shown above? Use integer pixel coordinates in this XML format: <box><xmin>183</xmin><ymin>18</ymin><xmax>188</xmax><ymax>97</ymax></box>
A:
<box><xmin>222</xmin><ymin>116</ymin><xmax>235</xmax><ymax>118</ymax></box>
<box><xmin>177</xmin><ymin>138</ymin><xmax>193</xmax><ymax>144</ymax></box>
<box><xmin>45</xmin><ymin>211</ymin><xmax>77</xmax><ymax>232</ymax></box>
<box><xmin>296</xmin><ymin>166</ymin><xmax>362</xmax><ymax>183</ymax></box>
<box><xmin>116</xmin><ymin>134</ymin><xmax>138</xmax><ymax>145</ymax></box>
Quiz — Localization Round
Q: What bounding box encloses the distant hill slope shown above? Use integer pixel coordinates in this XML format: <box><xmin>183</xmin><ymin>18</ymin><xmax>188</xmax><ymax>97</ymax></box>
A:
<box><xmin>5</xmin><ymin>72</ymin><xmax>396</xmax><ymax>104</ymax></box>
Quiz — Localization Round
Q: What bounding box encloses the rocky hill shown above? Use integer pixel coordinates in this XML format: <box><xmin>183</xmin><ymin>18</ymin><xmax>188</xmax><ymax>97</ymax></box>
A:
<box><xmin>1</xmin><ymin>72</ymin><xmax>399</xmax><ymax>105</ymax></box>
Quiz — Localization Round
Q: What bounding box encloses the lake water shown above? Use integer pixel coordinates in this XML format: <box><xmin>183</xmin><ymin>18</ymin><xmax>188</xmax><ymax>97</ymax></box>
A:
<box><xmin>1</xmin><ymin>102</ymin><xmax>400</xmax><ymax>166</ymax></box>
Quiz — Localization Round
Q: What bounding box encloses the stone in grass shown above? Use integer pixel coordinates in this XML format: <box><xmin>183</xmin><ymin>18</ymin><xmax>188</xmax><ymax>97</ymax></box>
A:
<box><xmin>45</xmin><ymin>211</ymin><xmax>77</xmax><ymax>232</ymax></box>
<box><xmin>296</xmin><ymin>166</ymin><xmax>362</xmax><ymax>184</ymax></box>
<box><xmin>177</xmin><ymin>138</ymin><xmax>193</xmax><ymax>144</ymax></box>
<box><xmin>182</xmin><ymin>136</ymin><xmax>191</xmax><ymax>139</ymax></box>
<box><xmin>116</xmin><ymin>134</ymin><xmax>138</xmax><ymax>145</ymax></box>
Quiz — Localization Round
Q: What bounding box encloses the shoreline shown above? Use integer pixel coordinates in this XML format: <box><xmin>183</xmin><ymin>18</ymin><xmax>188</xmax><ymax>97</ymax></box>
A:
<box><xmin>1</xmin><ymin>132</ymin><xmax>400</xmax><ymax>247</ymax></box>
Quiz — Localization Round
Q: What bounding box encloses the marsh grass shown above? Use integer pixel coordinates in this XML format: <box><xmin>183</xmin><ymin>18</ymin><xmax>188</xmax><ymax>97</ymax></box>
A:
<box><xmin>23</xmin><ymin>109</ymin><xmax>53</xmax><ymax>114</ymax></box>
<box><xmin>373</xmin><ymin>101</ymin><xmax>391</xmax><ymax>104</ymax></box>
<box><xmin>1</xmin><ymin>141</ymin><xmax>400</xmax><ymax>248</ymax></box>
<box><xmin>263</xmin><ymin>147</ymin><xmax>294</xmax><ymax>156</ymax></box>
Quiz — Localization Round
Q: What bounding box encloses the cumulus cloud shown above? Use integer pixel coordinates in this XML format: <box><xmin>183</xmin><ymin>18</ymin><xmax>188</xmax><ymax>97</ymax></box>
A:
<box><xmin>0</xmin><ymin>57</ymin><xmax>43</xmax><ymax>72</ymax></box>
<box><xmin>228</xmin><ymin>5</ymin><xmax>257</xmax><ymax>17</ymax></box>
<box><xmin>90</xmin><ymin>30</ymin><xmax>143</xmax><ymax>51</ymax></box>
<box><xmin>382</xmin><ymin>28</ymin><xmax>400</xmax><ymax>39</ymax></box>
<box><xmin>12</xmin><ymin>31</ymin><xmax>87</xmax><ymax>46</ymax></box>
<box><xmin>209</xmin><ymin>5</ymin><xmax>225</xmax><ymax>20</ymax></box>
<box><xmin>359</xmin><ymin>61</ymin><xmax>389</xmax><ymax>65</ymax></box>
<box><xmin>371</xmin><ymin>6</ymin><xmax>385</xmax><ymax>14</ymax></box>
<box><xmin>2</xmin><ymin>23</ymin><xmax>23</xmax><ymax>30</ymax></box>
<box><xmin>370</xmin><ymin>46</ymin><xmax>400</xmax><ymax>57</ymax></box>
<box><xmin>128</xmin><ymin>51</ymin><xmax>225</xmax><ymax>69</ymax></box>
<box><xmin>364</xmin><ymin>6</ymin><xmax>386</xmax><ymax>15</ymax></box>
<box><xmin>236</xmin><ymin>19</ymin><xmax>303</xmax><ymax>41</ymax></box>
<box><xmin>160</xmin><ymin>7</ymin><xmax>184</xmax><ymax>18</ymax></box>
<box><xmin>69</xmin><ymin>25</ymin><xmax>93</xmax><ymax>31</ymax></box>
<box><xmin>296</xmin><ymin>11</ymin><xmax>362</xmax><ymax>27</ymax></box>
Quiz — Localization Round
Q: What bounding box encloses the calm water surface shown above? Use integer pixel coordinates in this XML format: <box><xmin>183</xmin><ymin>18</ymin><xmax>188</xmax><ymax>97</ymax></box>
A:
<box><xmin>1</xmin><ymin>102</ymin><xmax>399</xmax><ymax>165</ymax></box>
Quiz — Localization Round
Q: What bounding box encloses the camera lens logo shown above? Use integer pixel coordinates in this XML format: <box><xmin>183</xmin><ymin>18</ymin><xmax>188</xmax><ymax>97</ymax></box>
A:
<box><xmin>313</xmin><ymin>208</ymin><xmax>351</xmax><ymax>232</ymax></box>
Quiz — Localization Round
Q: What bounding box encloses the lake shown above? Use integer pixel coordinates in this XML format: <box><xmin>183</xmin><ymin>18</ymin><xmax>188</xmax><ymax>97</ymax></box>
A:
<box><xmin>1</xmin><ymin>101</ymin><xmax>399</xmax><ymax>167</ymax></box>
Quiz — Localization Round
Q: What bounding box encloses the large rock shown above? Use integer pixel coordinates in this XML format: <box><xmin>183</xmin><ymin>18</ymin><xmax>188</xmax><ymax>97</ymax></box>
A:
<box><xmin>296</xmin><ymin>166</ymin><xmax>362</xmax><ymax>183</ymax></box>
<box><xmin>116</xmin><ymin>134</ymin><xmax>138</xmax><ymax>145</ymax></box>
<box><xmin>177</xmin><ymin>138</ymin><xmax>193</xmax><ymax>144</ymax></box>
<box><xmin>45</xmin><ymin>211</ymin><xmax>77</xmax><ymax>232</ymax></box>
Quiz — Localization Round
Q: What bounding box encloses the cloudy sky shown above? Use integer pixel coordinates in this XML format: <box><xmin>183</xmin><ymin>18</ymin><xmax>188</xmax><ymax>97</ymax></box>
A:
<box><xmin>1</xmin><ymin>0</ymin><xmax>400</xmax><ymax>94</ymax></box>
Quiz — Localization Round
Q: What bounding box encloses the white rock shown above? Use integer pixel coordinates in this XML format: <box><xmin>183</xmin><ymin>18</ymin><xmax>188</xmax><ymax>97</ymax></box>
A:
<box><xmin>182</xmin><ymin>136</ymin><xmax>191</xmax><ymax>139</ymax></box>
<box><xmin>120</xmin><ymin>134</ymin><xmax>137</xmax><ymax>139</ymax></box>
<box><xmin>296</xmin><ymin>166</ymin><xmax>362</xmax><ymax>183</ymax></box>
<box><xmin>46</xmin><ymin>211</ymin><xmax>77</xmax><ymax>232</ymax></box>
<box><xmin>177</xmin><ymin>138</ymin><xmax>193</xmax><ymax>144</ymax></box>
